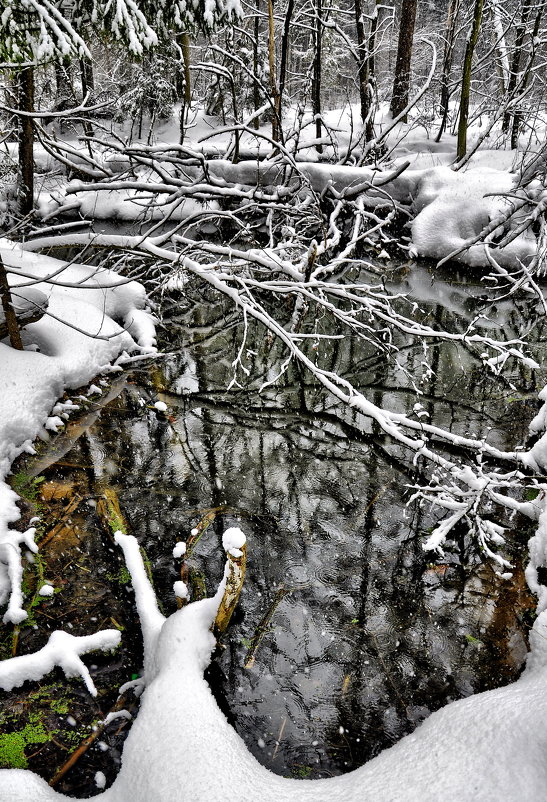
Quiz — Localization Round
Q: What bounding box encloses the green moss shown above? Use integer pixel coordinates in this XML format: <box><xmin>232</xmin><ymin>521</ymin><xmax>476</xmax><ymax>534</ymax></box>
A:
<box><xmin>10</xmin><ymin>472</ymin><xmax>45</xmax><ymax>504</ymax></box>
<box><xmin>0</xmin><ymin>717</ymin><xmax>49</xmax><ymax>769</ymax></box>
<box><xmin>19</xmin><ymin>553</ymin><xmax>50</xmax><ymax>627</ymax></box>
<box><xmin>62</xmin><ymin>728</ymin><xmax>84</xmax><ymax>747</ymax></box>
<box><xmin>0</xmin><ymin>731</ymin><xmax>29</xmax><ymax>769</ymax></box>
<box><xmin>0</xmin><ymin>632</ymin><xmax>13</xmax><ymax>662</ymax></box>
<box><xmin>28</xmin><ymin>685</ymin><xmax>70</xmax><ymax>716</ymax></box>
<box><xmin>106</xmin><ymin>565</ymin><xmax>131</xmax><ymax>584</ymax></box>
<box><xmin>106</xmin><ymin>500</ymin><xmax>125</xmax><ymax>535</ymax></box>
<box><xmin>291</xmin><ymin>765</ymin><xmax>313</xmax><ymax>779</ymax></box>
<box><xmin>50</xmin><ymin>698</ymin><xmax>69</xmax><ymax>715</ymax></box>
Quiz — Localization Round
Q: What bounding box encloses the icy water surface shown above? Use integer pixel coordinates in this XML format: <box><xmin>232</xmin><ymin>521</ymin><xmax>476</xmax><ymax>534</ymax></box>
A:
<box><xmin>2</xmin><ymin>259</ymin><xmax>544</xmax><ymax>792</ymax></box>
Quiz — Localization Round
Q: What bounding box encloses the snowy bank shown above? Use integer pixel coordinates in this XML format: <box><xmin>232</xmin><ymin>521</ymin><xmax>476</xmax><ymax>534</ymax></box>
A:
<box><xmin>0</xmin><ymin>239</ymin><xmax>156</xmax><ymax>623</ymax></box>
<box><xmin>38</xmin><ymin>150</ymin><xmax>541</xmax><ymax>271</ymax></box>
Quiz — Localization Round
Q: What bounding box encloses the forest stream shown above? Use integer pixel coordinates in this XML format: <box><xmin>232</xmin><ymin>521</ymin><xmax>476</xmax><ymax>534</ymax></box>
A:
<box><xmin>0</xmin><ymin>256</ymin><xmax>543</xmax><ymax>795</ymax></box>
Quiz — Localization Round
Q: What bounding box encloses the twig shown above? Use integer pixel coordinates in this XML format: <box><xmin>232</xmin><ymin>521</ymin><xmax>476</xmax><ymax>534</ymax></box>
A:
<box><xmin>244</xmin><ymin>587</ymin><xmax>291</xmax><ymax>669</ymax></box>
<box><xmin>38</xmin><ymin>495</ymin><xmax>84</xmax><ymax>549</ymax></box>
<box><xmin>48</xmin><ymin>692</ymin><xmax>135</xmax><ymax>787</ymax></box>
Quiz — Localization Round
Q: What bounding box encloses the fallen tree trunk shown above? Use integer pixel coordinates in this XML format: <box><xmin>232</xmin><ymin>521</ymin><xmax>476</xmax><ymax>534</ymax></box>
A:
<box><xmin>0</xmin><ymin>283</ymin><xmax>49</xmax><ymax>343</ymax></box>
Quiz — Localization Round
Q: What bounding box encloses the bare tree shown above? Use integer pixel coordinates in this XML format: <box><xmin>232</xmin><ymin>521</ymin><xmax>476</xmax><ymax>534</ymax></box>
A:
<box><xmin>389</xmin><ymin>0</ymin><xmax>418</xmax><ymax>121</ymax></box>
<box><xmin>436</xmin><ymin>0</ymin><xmax>461</xmax><ymax>142</ymax></box>
<box><xmin>456</xmin><ymin>0</ymin><xmax>484</xmax><ymax>161</ymax></box>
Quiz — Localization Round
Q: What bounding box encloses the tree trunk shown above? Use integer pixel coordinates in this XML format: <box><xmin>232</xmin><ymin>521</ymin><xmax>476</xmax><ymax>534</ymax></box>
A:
<box><xmin>355</xmin><ymin>0</ymin><xmax>378</xmax><ymax>141</ymax></box>
<box><xmin>502</xmin><ymin>0</ymin><xmax>531</xmax><ymax>135</ymax></box>
<box><xmin>489</xmin><ymin>0</ymin><xmax>509</xmax><ymax>96</ymax></box>
<box><xmin>354</xmin><ymin>0</ymin><xmax>368</xmax><ymax>124</ymax></box>
<box><xmin>54</xmin><ymin>60</ymin><xmax>77</xmax><ymax>108</ymax></box>
<box><xmin>79</xmin><ymin>56</ymin><xmax>95</xmax><ymax>98</ymax></box>
<box><xmin>253</xmin><ymin>0</ymin><xmax>260</xmax><ymax>129</ymax></box>
<box><xmin>456</xmin><ymin>0</ymin><xmax>484</xmax><ymax>162</ymax></box>
<box><xmin>276</xmin><ymin>0</ymin><xmax>295</xmax><ymax>135</ymax></box>
<box><xmin>312</xmin><ymin>0</ymin><xmax>323</xmax><ymax>153</ymax></box>
<box><xmin>267</xmin><ymin>0</ymin><xmax>280</xmax><ymax>142</ymax></box>
<box><xmin>79</xmin><ymin>56</ymin><xmax>95</xmax><ymax>140</ymax></box>
<box><xmin>389</xmin><ymin>0</ymin><xmax>418</xmax><ymax>121</ymax></box>
<box><xmin>364</xmin><ymin>1</ymin><xmax>379</xmax><ymax>141</ymax></box>
<box><xmin>181</xmin><ymin>34</ymin><xmax>191</xmax><ymax>106</ymax></box>
<box><xmin>178</xmin><ymin>33</ymin><xmax>192</xmax><ymax>143</ymax></box>
<box><xmin>18</xmin><ymin>67</ymin><xmax>34</xmax><ymax>217</ymax></box>
<box><xmin>511</xmin><ymin>7</ymin><xmax>542</xmax><ymax>149</ymax></box>
<box><xmin>0</xmin><ymin>256</ymin><xmax>23</xmax><ymax>350</ymax></box>
<box><xmin>436</xmin><ymin>0</ymin><xmax>460</xmax><ymax>142</ymax></box>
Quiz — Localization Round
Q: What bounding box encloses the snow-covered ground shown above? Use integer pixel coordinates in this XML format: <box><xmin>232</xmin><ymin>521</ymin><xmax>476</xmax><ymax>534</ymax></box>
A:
<box><xmin>0</xmin><ymin>240</ymin><xmax>156</xmax><ymax>624</ymax></box>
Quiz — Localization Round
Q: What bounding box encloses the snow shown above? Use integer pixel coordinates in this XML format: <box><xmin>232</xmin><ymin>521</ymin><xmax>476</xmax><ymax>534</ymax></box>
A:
<box><xmin>407</xmin><ymin>165</ymin><xmax>536</xmax><ymax>268</ymax></box>
<box><xmin>173</xmin><ymin>580</ymin><xmax>189</xmax><ymax>600</ymax></box>
<box><xmin>103</xmin><ymin>710</ymin><xmax>132</xmax><ymax>726</ymax></box>
<box><xmin>0</xmin><ymin>239</ymin><xmax>156</xmax><ymax>623</ymax></box>
<box><xmin>153</xmin><ymin>401</ymin><xmax>167</xmax><ymax>412</ymax></box>
<box><xmin>95</xmin><ymin>772</ymin><xmax>107</xmax><ymax>790</ymax></box>
<box><xmin>37</xmin><ymin>583</ymin><xmax>54</xmax><ymax>597</ymax></box>
<box><xmin>39</xmin><ymin>185</ymin><xmax>218</xmax><ymax>224</ymax></box>
<box><xmin>22</xmin><ymin>97</ymin><xmax>544</xmax><ymax>274</ymax></box>
<box><xmin>222</xmin><ymin>527</ymin><xmax>246</xmax><ymax>554</ymax></box>
<box><xmin>0</xmin><ymin>629</ymin><xmax>121</xmax><ymax>697</ymax></box>
<box><xmin>172</xmin><ymin>541</ymin><xmax>186</xmax><ymax>558</ymax></box>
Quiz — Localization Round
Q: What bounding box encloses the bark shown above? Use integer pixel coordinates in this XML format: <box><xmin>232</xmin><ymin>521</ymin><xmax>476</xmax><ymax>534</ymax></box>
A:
<box><xmin>489</xmin><ymin>0</ymin><xmax>510</xmax><ymax>95</ymax></box>
<box><xmin>17</xmin><ymin>67</ymin><xmax>34</xmax><ymax>217</ymax></box>
<box><xmin>79</xmin><ymin>56</ymin><xmax>94</xmax><ymax>98</ymax></box>
<box><xmin>213</xmin><ymin>541</ymin><xmax>246</xmax><ymax>638</ymax></box>
<box><xmin>178</xmin><ymin>33</ymin><xmax>192</xmax><ymax>143</ymax></box>
<box><xmin>79</xmin><ymin>56</ymin><xmax>95</xmax><ymax>139</ymax></box>
<box><xmin>389</xmin><ymin>0</ymin><xmax>418</xmax><ymax>122</ymax></box>
<box><xmin>54</xmin><ymin>60</ymin><xmax>77</xmax><ymax>108</ymax></box>
<box><xmin>456</xmin><ymin>0</ymin><xmax>484</xmax><ymax>162</ymax></box>
<box><xmin>0</xmin><ymin>256</ymin><xmax>23</xmax><ymax>350</ymax></box>
<box><xmin>354</xmin><ymin>0</ymin><xmax>368</xmax><ymax>123</ymax></box>
<box><xmin>268</xmin><ymin>0</ymin><xmax>280</xmax><ymax>142</ymax></box>
<box><xmin>253</xmin><ymin>0</ymin><xmax>261</xmax><ymax>129</ymax></box>
<box><xmin>181</xmin><ymin>34</ymin><xmax>192</xmax><ymax>106</ymax></box>
<box><xmin>511</xmin><ymin>7</ymin><xmax>542</xmax><ymax>149</ymax></box>
<box><xmin>502</xmin><ymin>0</ymin><xmax>531</xmax><ymax>135</ymax></box>
<box><xmin>312</xmin><ymin>0</ymin><xmax>323</xmax><ymax>152</ymax></box>
<box><xmin>276</xmin><ymin>0</ymin><xmax>295</xmax><ymax>134</ymax></box>
<box><xmin>436</xmin><ymin>0</ymin><xmax>460</xmax><ymax>142</ymax></box>
<box><xmin>355</xmin><ymin>0</ymin><xmax>378</xmax><ymax>141</ymax></box>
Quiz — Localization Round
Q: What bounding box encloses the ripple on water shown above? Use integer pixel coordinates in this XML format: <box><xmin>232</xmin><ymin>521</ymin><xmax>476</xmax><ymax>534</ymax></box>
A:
<box><xmin>282</xmin><ymin>557</ymin><xmax>311</xmax><ymax>587</ymax></box>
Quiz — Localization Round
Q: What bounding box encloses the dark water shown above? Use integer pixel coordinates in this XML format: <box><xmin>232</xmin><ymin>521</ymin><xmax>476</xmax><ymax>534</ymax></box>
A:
<box><xmin>79</xmin><ymin>259</ymin><xmax>541</xmax><ymax>779</ymax></box>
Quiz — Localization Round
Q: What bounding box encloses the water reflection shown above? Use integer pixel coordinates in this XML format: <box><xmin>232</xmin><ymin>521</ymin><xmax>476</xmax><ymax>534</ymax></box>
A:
<box><xmin>87</xmin><ymin>260</ymin><xmax>538</xmax><ymax>778</ymax></box>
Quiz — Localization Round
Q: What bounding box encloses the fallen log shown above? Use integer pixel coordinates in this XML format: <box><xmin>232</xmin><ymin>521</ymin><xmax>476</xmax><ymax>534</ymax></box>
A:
<box><xmin>0</xmin><ymin>286</ymin><xmax>49</xmax><ymax>341</ymax></box>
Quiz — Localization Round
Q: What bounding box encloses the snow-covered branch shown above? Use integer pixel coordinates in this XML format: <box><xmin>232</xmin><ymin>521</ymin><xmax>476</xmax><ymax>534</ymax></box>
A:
<box><xmin>0</xmin><ymin>629</ymin><xmax>121</xmax><ymax>696</ymax></box>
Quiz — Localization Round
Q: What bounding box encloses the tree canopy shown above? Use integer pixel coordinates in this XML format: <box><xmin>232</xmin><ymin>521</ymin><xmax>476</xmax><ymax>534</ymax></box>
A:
<box><xmin>0</xmin><ymin>0</ymin><xmax>243</xmax><ymax>65</ymax></box>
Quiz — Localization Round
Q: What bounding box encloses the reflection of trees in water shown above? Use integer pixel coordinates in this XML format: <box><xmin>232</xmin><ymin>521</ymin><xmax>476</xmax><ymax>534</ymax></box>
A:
<box><xmin>85</xmin><ymin>276</ymin><xmax>536</xmax><ymax>777</ymax></box>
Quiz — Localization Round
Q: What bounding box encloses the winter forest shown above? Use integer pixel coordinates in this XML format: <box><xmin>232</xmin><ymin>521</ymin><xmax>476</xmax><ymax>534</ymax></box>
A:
<box><xmin>1</xmin><ymin>0</ymin><xmax>547</xmax><ymax>799</ymax></box>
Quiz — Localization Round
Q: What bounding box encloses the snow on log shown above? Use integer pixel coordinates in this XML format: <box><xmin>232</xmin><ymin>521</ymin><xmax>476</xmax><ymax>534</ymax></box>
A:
<box><xmin>0</xmin><ymin>287</ymin><xmax>49</xmax><ymax>341</ymax></box>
